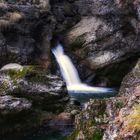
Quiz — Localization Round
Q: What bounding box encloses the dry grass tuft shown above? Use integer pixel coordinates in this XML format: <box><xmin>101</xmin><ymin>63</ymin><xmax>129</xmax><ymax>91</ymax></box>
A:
<box><xmin>118</xmin><ymin>103</ymin><xmax>140</xmax><ymax>139</ymax></box>
<box><xmin>125</xmin><ymin>104</ymin><xmax>140</xmax><ymax>131</ymax></box>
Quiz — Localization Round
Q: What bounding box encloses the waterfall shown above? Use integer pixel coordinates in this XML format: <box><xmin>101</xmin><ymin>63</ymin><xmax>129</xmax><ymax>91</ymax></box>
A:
<box><xmin>52</xmin><ymin>44</ymin><xmax>81</xmax><ymax>86</ymax></box>
<box><xmin>52</xmin><ymin>43</ymin><xmax>116</xmax><ymax>95</ymax></box>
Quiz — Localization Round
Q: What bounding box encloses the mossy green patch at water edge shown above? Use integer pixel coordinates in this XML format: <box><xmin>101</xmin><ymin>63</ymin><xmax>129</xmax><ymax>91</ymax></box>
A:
<box><xmin>0</xmin><ymin>65</ymin><xmax>67</xmax><ymax>138</ymax></box>
<box><xmin>67</xmin><ymin>128</ymin><xmax>103</xmax><ymax>140</ymax></box>
<box><xmin>0</xmin><ymin>64</ymin><xmax>67</xmax><ymax>113</ymax></box>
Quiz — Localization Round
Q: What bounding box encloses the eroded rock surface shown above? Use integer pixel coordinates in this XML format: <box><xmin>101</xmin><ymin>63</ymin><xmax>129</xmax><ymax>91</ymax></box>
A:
<box><xmin>68</xmin><ymin>59</ymin><xmax>140</xmax><ymax>140</ymax></box>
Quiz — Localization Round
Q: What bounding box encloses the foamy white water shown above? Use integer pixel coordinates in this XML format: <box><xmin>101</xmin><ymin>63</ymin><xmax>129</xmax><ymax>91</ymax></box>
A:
<box><xmin>52</xmin><ymin>44</ymin><xmax>115</xmax><ymax>94</ymax></box>
<box><xmin>52</xmin><ymin>44</ymin><xmax>81</xmax><ymax>86</ymax></box>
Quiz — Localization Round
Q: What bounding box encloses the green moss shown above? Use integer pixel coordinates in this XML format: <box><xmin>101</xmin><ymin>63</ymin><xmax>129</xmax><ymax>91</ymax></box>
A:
<box><xmin>87</xmin><ymin>120</ymin><xmax>95</xmax><ymax>127</ymax></box>
<box><xmin>27</xmin><ymin>72</ymin><xmax>47</xmax><ymax>84</ymax></box>
<box><xmin>26</xmin><ymin>67</ymin><xmax>49</xmax><ymax>84</ymax></box>
<box><xmin>90</xmin><ymin>129</ymin><xmax>103</xmax><ymax>140</ymax></box>
<box><xmin>68</xmin><ymin>129</ymin><xmax>103</xmax><ymax>140</ymax></box>
<box><xmin>115</xmin><ymin>101</ymin><xmax>124</xmax><ymax>109</ymax></box>
<box><xmin>2</xmin><ymin>66</ymin><xmax>34</xmax><ymax>84</ymax></box>
<box><xmin>116</xmin><ymin>103</ymin><xmax>140</xmax><ymax>139</ymax></box>
<box><xmin>0</xmin><ymin>81</ymin><xmax>9</xmax><ymax>94</ymax></box>
<box><xmin>0</xmin><ymin>66</ymin><xmax>35</xmax><ymax>94</ymax></box>
<box><xmin>67</xmin><ymin>129</ymin><xmax>79</xmax><ymax>140</ymax></box>
<box><xmin>70</xmin><ymin>36</ymin><xmax>85</xmax><ymax>51</ymax></box>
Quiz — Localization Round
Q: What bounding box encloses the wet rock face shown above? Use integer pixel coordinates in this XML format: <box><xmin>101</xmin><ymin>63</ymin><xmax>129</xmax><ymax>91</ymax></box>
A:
<box><xmin>65</xmin><ymin>16</ymin><xmax>140</xmax><ymax>71</ymax></box>
<box><xmin>0</xmin><ymin>1</ymin><xmax>55</xmax><ymax>67</ymax></box>
<box><xmin>63</xmin><ymin>0</ymin><xmax>140</xmax><ymax>86</ymax></box>
<box><xmin>65</xmin><ymin>16</ymin><xmax>125</xmax><ymax>48</ymax></box>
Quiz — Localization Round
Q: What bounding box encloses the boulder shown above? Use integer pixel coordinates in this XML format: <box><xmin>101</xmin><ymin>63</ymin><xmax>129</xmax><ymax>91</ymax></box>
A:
<box><xmin>0</xmin><ymin>64</ymin><xmax>67</xmax><ymax>109</ymax></box>
<box><xmin>65</xmin><ymin>16</ymin><xmax>140</xmax><ymax>70</ymax></box>
<box><xmin>0</xmin><ymin>64</ymin><xmax>68</xmax><ymax>137</ymax></box>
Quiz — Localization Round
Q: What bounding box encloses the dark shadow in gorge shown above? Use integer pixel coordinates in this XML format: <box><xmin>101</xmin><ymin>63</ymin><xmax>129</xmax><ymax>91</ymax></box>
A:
<box><xmin>93</xmin><ymin>56</ymin><xmax>139</xmax><ymax>87</ymax></box>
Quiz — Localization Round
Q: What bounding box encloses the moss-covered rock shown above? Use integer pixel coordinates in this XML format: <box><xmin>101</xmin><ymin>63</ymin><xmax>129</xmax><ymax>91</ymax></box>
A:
<box><xmin>67</xmin><ymin>99</ymin><xmax>107</xmax><ymax>140</ymax></box>
<box><xmin>0</xmin><ymin>63</ymin><xmax>68</xmax><ymax>138</ymax></box>
<box><xmin>0</xmin><ymin>64</ymin><xmax>34</xmax><ymax>95</ymax></box>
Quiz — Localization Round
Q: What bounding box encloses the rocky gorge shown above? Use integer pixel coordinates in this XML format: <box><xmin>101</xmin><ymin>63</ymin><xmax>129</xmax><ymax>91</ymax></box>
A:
<box><xmin>0</xmin><ymin>0</ymin><xmax>140</xmax><ymax>140</ymax></box>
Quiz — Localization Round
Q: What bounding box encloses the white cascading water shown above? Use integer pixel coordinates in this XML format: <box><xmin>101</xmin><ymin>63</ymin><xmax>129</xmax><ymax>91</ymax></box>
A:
<box><xmin>52</xmin><ymin>44</ymin><xmax>114</xmax><ymax>94</ymax></box>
